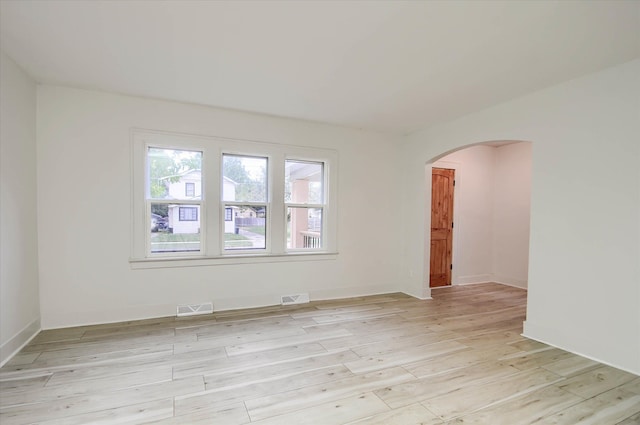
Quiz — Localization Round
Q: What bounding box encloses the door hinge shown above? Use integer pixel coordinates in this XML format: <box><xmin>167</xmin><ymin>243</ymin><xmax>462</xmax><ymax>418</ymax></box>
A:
<box><xmin>452</xmin><ymin>222</ymin><xmax>454</xmax><ymax>228</ymax></box>
<box><xmin>453</xmin><ymin>179</ymin><xmax>456</xmax><ymax>186</ymax></box>
<box><xmin>450</xmin><ymin>264</ymin><xmax>453</xmax><ymax>270</ymax></box>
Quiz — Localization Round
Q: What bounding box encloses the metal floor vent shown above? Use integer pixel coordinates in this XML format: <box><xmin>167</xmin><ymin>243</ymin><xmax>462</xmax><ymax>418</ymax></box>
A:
<box><xmin>280</xmin><ymin>293</ymin><xmax>310</xmax><ymax>305</ymax></box>
<box><xmin>177</xmin><ymin>302</ymin><xmax>214</xmax><ymax>317</ymax></box>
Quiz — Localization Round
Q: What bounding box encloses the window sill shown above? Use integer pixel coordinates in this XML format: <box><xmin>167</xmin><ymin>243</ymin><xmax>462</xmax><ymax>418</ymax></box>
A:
<box><xmin>129</xmin><ymin>252</ymin><xmax>338</xmax><ymax>269</ymax></box>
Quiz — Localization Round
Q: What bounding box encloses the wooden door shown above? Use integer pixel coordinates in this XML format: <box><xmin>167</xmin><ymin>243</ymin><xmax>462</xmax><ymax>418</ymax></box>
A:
<box><xmin>430</xmin><ymin>168</ymin><xmax>454</xmax><ymax>287</ymax></box>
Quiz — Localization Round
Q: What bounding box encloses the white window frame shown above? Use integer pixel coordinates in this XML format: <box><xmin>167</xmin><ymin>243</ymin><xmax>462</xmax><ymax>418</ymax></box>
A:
<box><xmin>130</xmin><ymin>129</ymin><xmax>338</xmax><ymax>268</ymax></box>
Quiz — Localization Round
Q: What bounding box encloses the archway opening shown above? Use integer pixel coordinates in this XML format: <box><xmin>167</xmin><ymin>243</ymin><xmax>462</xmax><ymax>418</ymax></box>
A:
<box><xmin>424</xmin><ymin>140</ymin><xmax>532</xmax><ymax>297</ymax></box>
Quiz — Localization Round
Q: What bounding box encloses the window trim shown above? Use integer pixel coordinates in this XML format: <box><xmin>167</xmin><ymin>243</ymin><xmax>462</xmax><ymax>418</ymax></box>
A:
<box><xmin>130</xmin><ymin>129</ymin><xmax>338</xmax><ymax>267</ymax></box>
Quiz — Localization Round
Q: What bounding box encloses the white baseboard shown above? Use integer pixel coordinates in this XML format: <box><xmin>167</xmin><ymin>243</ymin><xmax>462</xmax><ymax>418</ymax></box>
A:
<box><xmin>455</xmin><ymin>274</ymin><xmax>527</xmax><ymax>289</ymax></box>
<box><xmin>0</xmin><ymin>318</ymin><xmax>41</xmax><ymax>368</ymax></box>
<box><xmin>523</xmin><ymin>321</ymin><xmax>640</xmax><ymax>377</ymax></box>
<box><xmin>403</xmin><ymin>292</ymin><xmax>432</xmax><ymax>300</ymax></box>
<box><xmin>41</xmin><ymin>284</ymin><xmax>401</xmax><ymax>329</ymax></box>
<box><xmin>456</xmin><ymin>274</ymin><xmax>492</xmax><ymax>285</ymax></box>
<box><xmin>195</xmin><ymin>284</ymin><xmax>400</xmax><ymax>313</ymax></box>
<box><xmin>309</xmin><ymin>284</ymin><xmax>399</xmax><ymax>302</ymax></box>
<box><xmin>492</xmin><ymin>274</ymin><xmax>528</xmax><ymax>289</ymax></box>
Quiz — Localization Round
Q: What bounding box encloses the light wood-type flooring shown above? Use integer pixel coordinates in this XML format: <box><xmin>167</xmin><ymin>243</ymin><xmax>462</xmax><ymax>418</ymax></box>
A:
<box><xmin>1</xmin><ymin>283</ymin><xmax>639</xmax><ymax>424</ymax></box>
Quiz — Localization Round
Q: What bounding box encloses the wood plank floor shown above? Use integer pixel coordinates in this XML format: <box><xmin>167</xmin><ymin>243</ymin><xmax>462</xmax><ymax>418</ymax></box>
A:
<box><xmin>1</xmin><ymin>283</ymin><xmax>639</xmax><ymax>424</ymax></box>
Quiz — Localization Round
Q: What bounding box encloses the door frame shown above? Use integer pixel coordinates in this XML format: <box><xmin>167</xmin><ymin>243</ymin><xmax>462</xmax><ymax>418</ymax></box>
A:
<box><xmin>426</xmin><ymin>160</ymin><xmax>462</xmax><ymax>287</ymax></box>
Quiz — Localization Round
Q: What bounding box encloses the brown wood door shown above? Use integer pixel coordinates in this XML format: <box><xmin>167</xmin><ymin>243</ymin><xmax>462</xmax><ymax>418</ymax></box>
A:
<box><xmin>430</xmin><ymin>167</ymin><xmax>454</xmax><ymax>287</ymax></box>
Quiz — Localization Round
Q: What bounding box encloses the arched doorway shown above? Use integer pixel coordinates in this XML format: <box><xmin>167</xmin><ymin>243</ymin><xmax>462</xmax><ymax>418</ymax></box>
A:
<box><xmin>425</xmin><ymin>141</ymin><xmax>532</xmax><ymax>291</ymax></box>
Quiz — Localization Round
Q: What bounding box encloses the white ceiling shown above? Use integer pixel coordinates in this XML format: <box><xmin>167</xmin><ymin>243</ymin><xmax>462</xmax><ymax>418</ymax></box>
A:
<box><xmin>1</xmin><ymin>0</ymin><xmax>638</xmax><ymax>135</ymax></box>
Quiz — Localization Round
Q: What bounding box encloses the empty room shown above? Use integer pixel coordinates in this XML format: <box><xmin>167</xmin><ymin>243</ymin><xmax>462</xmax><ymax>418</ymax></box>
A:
<box><xmin>1</xmin><ymin>1</ymin><xmax>639</xmax><ymax>424</ymax></box>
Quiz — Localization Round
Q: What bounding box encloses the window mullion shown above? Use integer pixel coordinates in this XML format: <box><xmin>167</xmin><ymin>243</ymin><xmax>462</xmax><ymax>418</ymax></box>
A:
<box><xmin>270</xmin><ymin>153</ymin><xmax>285</xmax><ymax>254</ymax></box>
<box><xmin>205</xmin><ymin>148</ymin><xmax>220</xmax><ymax>256</ymax></box>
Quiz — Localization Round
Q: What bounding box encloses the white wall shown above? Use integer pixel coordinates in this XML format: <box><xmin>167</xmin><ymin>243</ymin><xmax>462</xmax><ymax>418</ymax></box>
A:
<box><xmin>401</xmin><ymin>60</ymin><xmax>640</xmax><ymax>374</ymax></box>
<box><xmin>36</xmin><ymin>86</ymin><xmax>403</xmax><ymax>328</ymax></box>
<box><xmin>0</xmin><ymin>51</ymin><xmax>40</xmax><ymax>365</ymax></box>
<box><xmin>433</xmin><ymin>145</ymin><xmax>496</xmax><ymax>285</ymax></box>
<box><xmin>492</xmin><ymin>143</ymin><xmax>532</xmax><ymax>287</ymax></box>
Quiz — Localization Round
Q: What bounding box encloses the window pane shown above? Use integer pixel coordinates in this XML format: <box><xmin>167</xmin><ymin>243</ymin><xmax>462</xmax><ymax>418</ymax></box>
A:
<box><xmin>224</xmin><ymin>206</ymin><xmax>266</xmax><ymax>250</ymax></box>
<box><xmin>150</xmin><ymin>203</ymin><xmax>201</xmax><ymax>253</ymax></box>
<box><xmin>148</xmin><ymin>147</ymin><xmax>202</xmax><ymax>200</ymax></box>
<box><xmin>287</xmin><ymin>207</ymin><xmax>322</xmax><ymax>249</ymax></box>
<box><xmin>285</xmin><ymin>160</ymin><xmax>323</xmax><ymax>204</ymax></box>
<box><xmin>222</xmin><ymin>155</ymin><xmax>267</xmax><ymax>202</ymax></box>
<box><xmin>185</xmin><ymin>182</ymin><xmax>195</xmax><ymax>197</ymax></box>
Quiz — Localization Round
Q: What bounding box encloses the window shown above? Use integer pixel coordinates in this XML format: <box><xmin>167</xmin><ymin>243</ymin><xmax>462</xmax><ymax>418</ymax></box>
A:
<box><xmin>147</xmin><ymin>147</ymin><xmax>202</xmax><ymax>254</ymax></box>
<box><xmin>285</xmin><ymin>160</ymin><xmax>324</xmax><ymax>250</ymax></box>
<box><xmin>222</xmin><ymin>154</ymin><xmax>267</xmax><ymax>251</ymax></box>
<box><xmin>179</xmin><ymin>207</ymin><xmax>198</xmax><ymax>221</ymax></box>
<box><xmin>185</xmin><ymin>182</ymin><xmax>195</xmax><ymax>197</ymax></box>
<box><xmin>132</xmin><ymin>130</ymin><xmax>338</xmax><ymax>265</ymax></box>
